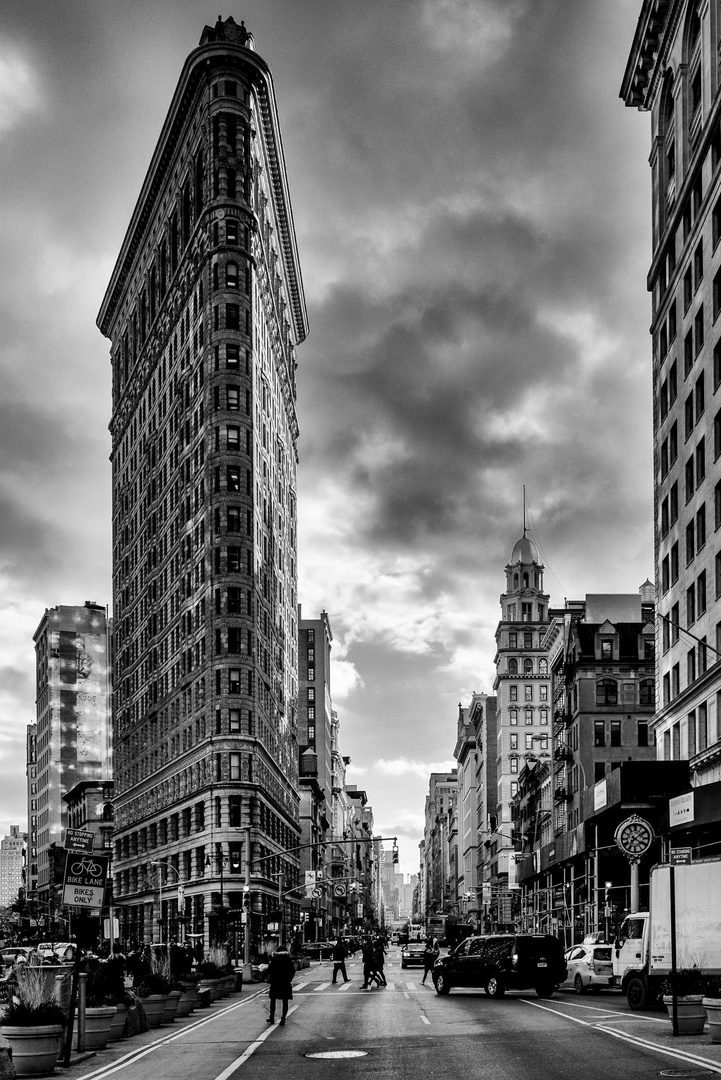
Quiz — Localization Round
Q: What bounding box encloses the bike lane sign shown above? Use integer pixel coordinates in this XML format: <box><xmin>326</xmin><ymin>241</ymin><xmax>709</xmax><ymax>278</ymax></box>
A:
<box><xmin>62</xmin><ymin>853</ymin><xmax>109</xmax><ymax>910</ymax></box>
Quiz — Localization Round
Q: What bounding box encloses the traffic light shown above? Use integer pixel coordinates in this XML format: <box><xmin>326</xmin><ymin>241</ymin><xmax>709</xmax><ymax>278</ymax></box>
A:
<box><xmin>392</xmin><ymin>843</ymin><xmax>399</xmax><ymax>865</ymax></box>
<box><xmin>605</xmin><ymin>881</ymin><xmax>612</xmax><ymax>905</ymax></box>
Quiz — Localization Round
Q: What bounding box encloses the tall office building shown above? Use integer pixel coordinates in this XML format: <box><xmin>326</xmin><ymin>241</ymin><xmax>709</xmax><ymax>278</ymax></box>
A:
<box><xmin>491</xmin><ymin>532</ymin><xmax>551</xmax><ymax>924</ymax></box>
<box><xmin>0</xmin><ymin>826</ymin><xmax>25</xmax><ymax>908</ymax></box>
<box><xmin>623</xmin><ymin>4</ymin><xmax>721</xmax><ymax>821</ymax></box>
<box><xmin>97</xmin><ymin>18</ymin><xmax>308</xmax><ymax>947</ymax></box>
<box><xmin>32</xmin><ymin>603</ymin><xmax>112</xmax><ymax>902</ymax></box>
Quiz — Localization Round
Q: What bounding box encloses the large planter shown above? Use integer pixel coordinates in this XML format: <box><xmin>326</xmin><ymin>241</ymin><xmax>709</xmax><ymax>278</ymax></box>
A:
<box><xmin>1</xmin><ymin>1024</ymin><xmax>64</xmax><ymax>1077</ymax></box>
<box><xmin>138</xmin><ymin>994</ymin><xmax>167</xmax><ymax>1029</ymax></box>
<box><xmin>72</xmin><ymin>1005</ymin><xmax>117</xmax><ymax>1051</ymax></box>
<box><xmin>704</xmin><ymin>997</ymin><xmax>721</xmax><ymax>1043</ymax></box>
<box><xmin>663</xmin><ymin>994</ymin><xmax>707</xmax><ymax>1035</ymax></box>
<box><xmin>175</xmin><ymin>987</ymin><xmax>198</xmax><ymax>1018</ymax></box>
<box><xmin>108</xmin><ymin>1003</ymin><xmax>128</xmax><ymax>1042</ymax></box>
<box><xmin>162</xmin><ymin>990</ymin><xmax>182</xmax><ymax>1024</ymax></box>
<box><xmin>198</xmin><ymin>979</ymin><xmax>221</xmax><ymax>1003</ymax></box>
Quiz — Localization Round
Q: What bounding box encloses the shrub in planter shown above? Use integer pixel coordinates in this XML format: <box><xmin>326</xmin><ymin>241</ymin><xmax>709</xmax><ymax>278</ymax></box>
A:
<box><xmin>2</xmin><ymin>964</ymin><xmax>66</xmax><ymax>1076</ymax></box>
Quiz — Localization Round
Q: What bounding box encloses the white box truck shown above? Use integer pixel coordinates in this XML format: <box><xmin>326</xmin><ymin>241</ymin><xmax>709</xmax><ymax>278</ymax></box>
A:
<box><xmin>613</xmin><ymin>858</ymin><xmax>721</xmax><ymax>1009</ymax></box>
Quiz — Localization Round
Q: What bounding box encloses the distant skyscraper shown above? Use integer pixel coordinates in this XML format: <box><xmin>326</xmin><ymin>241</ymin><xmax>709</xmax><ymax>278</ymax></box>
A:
<box><xmin>32</xmin><ymin>602</ymin><xmax>111</xmax><ymax>900</ymax></box>
<box><xmin>97</xmin><ymin>17</ymin><xmax>308</xmax><ymax>947</ymax></box>
<box><xmin>0</xmin><ymin>826</ymin><xmax>25</xmax><ymax>907</ymax></box>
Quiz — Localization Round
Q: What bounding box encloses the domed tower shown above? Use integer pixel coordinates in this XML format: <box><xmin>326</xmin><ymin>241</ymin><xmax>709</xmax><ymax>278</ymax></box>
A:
<box><xmin>487</xmin><ymin>527</ymin><xmax>552</xmax><ymax>930</ymax></box>
<box><xmin>501</xmin><ymin>531</ymin><xmax>549</xmax><ymax>623</ymax></box>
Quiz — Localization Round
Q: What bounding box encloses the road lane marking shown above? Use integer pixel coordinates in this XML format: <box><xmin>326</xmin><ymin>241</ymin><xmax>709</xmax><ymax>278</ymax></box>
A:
<box><xmin>316</xmin><ymin>982</ymin><xmax>331</xmax><ymax>991</ymax></box>
<box><xmin>406</xmin><ymin>981</ymin><xmax>418</xmax><ymax>990</ymax></box>
<box><xmin>212</xmin><ymin>1005</ymin><xmax>302</xmax><ymax>1080</ymax></box>
<box><xmin>523</xmin><ymin>998</ymin><xmax>721</xmax><ymax>1074</ymax></box>
<box><xmin>420</xmin><ymin>1015</ymin><xmax>430</xmax><ymax>1025</ymax></box>
<box><xmin>338</xmin><ymin>980</ymin><xmax>353</xmax><ymax>991</ymax></box>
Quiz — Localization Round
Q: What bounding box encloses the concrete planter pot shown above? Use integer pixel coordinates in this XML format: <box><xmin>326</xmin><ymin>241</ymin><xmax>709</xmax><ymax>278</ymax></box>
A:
<box><xmin>198</xmin><ymin>979</ymin><xmax>221</xmax><ymax>1002</ymax></box>
<box><xmin>703</xmin><ymin>997</ymin><xmax>721</xmax><ymax>1042</ymax></box>
<box><xmin>162</xmin><ymin>990</ymin><xmax>182</xmax><ymax>1024</ymax></box>
<box><xmin>175</xmin><ymin>988</ymin><xmax>198</xmax><ymax>1018</ymax></box>
<box><xmin>72</xmin><ymin>1005</ymin><xmax>117</xmax><ymax>1050</ymax></box>
<box><xmin>663</xmin><ymin>994</ymin><xmax>707</xmax><ymax>1035</ymax></box>
<box><xmin>108</xmin><ymin>1003</ymin><xmax>128</xmax><ymax>1041</ymax></box>
<box><xmin>2</xmin><ymin>1024</ymin><xmax>64</xmax><ymax>1076</ymax></box>
<box><xmin>138</xmin><ymin>994</ymin><xmax>167</xmax><ymax>1029</ymax></box>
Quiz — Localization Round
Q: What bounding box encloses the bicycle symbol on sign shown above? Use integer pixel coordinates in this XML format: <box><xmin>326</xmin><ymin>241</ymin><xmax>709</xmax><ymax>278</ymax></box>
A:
<box><xmin>70</xmin><ymin>857</ymin><xmax>104</xmax><ymax>877</ymax></box>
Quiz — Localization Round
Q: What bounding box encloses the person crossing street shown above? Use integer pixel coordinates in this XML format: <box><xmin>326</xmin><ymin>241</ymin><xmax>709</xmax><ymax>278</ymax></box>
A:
<box><xmin>331</xmin><ymin>938</ymin><xmax>351</xmax><ymax>984</ymax></box>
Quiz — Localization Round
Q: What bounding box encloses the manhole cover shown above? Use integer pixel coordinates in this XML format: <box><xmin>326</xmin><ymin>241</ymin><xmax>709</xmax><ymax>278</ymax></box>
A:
<box><xmin>307</xmin><ymin>1051</ymin><xmax>368</xmax><ymax>1059</ymax></box>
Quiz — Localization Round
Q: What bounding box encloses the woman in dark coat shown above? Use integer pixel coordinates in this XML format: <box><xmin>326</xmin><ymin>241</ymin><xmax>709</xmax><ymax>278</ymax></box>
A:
<box><xmin>266</xmin><ymin>945</ymin><xmax>295</xmax><ymax>1025</ymax></box>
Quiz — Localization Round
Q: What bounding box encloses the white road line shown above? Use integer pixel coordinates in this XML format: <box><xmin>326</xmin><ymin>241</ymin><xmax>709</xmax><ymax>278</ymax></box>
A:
<box><xmin>550</xmin><ymin>998</ymin><xmax>665</xmax><ymax>1021</ymax></box>
<box><xmin>420</xmin><ymin>1015</ymin><xmax>431</xmax><ymax>1025</ymax></box>
<box><xmin>294</xmin><ymin>981</ymin><xmax>308</xmax><ymax>990</ymax></box>
<box><xmin>403</xmin><ymin>991</ymin><xmax>410</xmax><ymax>999</ymax></box>
<box><xmin>315</xmin><ymin>982</ymin><xmax>331</xmax><ymax>991</ymax></box>
<box><xmin>212</xmin><ymin>1005</ymin><xmax>301</xmax><ymax>1080</ymax></box>
<box><xmin>406</xmin><ymin>982</ymin><xmax>418</xmax><ymax>990</ymax></box>
<box><xmin>522</xmin><ymin>998</ymin><xmax>721</xmax><ymax>1074</ymax></box>
<box><xmin>338</xmin><ymin>980</ymin><xmax>353</xmax><ymax>991</ymax></box>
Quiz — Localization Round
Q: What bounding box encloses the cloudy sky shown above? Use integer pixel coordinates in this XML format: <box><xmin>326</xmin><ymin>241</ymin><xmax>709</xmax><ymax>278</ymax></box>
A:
<box><xmin>0</xmin><ymin>0</ymin><xmax>654</xmax><ymax>872</ymax></box>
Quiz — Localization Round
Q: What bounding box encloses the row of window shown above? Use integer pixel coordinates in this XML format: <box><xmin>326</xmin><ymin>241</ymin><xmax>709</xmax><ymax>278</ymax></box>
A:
<box><xmin>661</xmin><ymin>698</ymin><xmax>715</xmax><ymax>760</ymax></box>
<box><xmin>507</xmin><ymin>658</ymin><xmax>548</xmax><ymax>675</ymax></box>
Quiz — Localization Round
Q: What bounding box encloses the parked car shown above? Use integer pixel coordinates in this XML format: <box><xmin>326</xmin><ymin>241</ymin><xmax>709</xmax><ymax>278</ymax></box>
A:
<box><xmin>303</xmin><ymin>941</ymin><xmax>335</xmax><ymax>960</ymax></box>
<box><xmin>51</xmin><ymin>942</ymin><xmax>76</xmax><ymax>963</ymax></box>
<box><xmin>561</xmin><ymin>943</ymin><xmax>614</xmax><ymax>994</ymax></box>
<box><xmin>400</xmin><ymin>942</ymin><xmax>426</xmax><ymax>969</ymax></box>
<box><xmin>432</xmin><ymin>933</ymin><xmax>566</xmax><ymax>998</ymax></box>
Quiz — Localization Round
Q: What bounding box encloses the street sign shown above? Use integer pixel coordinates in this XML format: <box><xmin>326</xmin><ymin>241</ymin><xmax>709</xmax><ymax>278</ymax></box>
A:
<box><xmin>311</xmin><ymin>887</ymin><xmax>323</xmax><ymax>898</ymax></box>
<box><xmin>670</xmin><ymin>846</ymin><xmax>693</xmax><ymax>865</ymax></box>
<box><xmin>62</xmin><ymin>852</ymin><xmax>109</xmax><ymax>910</ymax></box>
<box><xmin>65</xmin><ymin>829</ymin><xmax>94</xmax><ymax>853</ymax></box>
<box><xmin>333</xmin><ymin>883</ymin><xmax>346</xmax><ymax>897</ymax></box>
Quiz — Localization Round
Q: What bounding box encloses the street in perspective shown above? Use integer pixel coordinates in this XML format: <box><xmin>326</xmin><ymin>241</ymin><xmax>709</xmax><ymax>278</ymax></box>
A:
<box><xmin>5</xmin><ymin>3</ymin><xmax>721</xmax><ymax>1080</ymax></box>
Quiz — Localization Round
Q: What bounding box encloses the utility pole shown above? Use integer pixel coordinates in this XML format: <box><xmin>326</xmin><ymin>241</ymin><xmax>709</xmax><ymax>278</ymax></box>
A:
<box><xmin>278</xmin><ymin>871</ymin><xmax>285</xmax><ymax>947</ymax></box>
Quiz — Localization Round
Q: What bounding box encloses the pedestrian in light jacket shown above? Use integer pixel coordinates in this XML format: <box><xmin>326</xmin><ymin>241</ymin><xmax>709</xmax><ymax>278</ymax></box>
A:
<box><xmin>266</xmin><ymin>945</ymin><xmax>295</xmax><ymax>1025</ymax></box>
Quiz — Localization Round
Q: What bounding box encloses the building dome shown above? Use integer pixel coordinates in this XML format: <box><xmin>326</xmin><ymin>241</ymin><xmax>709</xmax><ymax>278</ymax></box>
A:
<box><xmin>510</xmin><ymin>533</ymin><xmax>539</xmax><ymax>565</ymax></box>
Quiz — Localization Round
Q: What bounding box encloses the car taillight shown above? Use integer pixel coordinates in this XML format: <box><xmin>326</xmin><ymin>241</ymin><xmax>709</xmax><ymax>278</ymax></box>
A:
<box><xmin>512</xmin><ymin>953</ymin><xmax>519</xmax><ymax>965</ymax></box>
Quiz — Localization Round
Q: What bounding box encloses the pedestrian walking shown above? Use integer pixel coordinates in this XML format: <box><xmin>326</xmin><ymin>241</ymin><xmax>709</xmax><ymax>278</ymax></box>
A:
<box><xmin>421</xmin><ymin>938</ymin><xmax>439</xmax><ymax>984</ymax></box>
<box><xmin>360</xmin><ymin>938</ymin><xmax>376</xmax><ymax>989</ymax></box>
<box><xmin>373</xmin><ymin>938</ymin><xmax>387</xmax><ymax>986</ymax></box>
<box><xmin>266</xmin><ymin>945</ymin><xmax>295</xmax><ymax>1025</ymax></box>
<box><xmin>331</xmin><ymin>938</ymin><xmax>351</xmax><ymax>983</ymax></box>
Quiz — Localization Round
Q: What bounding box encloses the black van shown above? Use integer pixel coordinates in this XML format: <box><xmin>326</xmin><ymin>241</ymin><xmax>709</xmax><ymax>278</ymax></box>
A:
<box><xmin>432</xmin><ymin>933</ymin><xmax>566</xmax><ymax>998</ymax></box>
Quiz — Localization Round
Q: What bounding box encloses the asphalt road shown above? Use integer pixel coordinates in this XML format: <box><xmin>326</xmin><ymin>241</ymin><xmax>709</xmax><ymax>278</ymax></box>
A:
<box><xmin>68</xmin><ymin>948</ymin><xmax>721</xmax><ymax>1080</ymax></box>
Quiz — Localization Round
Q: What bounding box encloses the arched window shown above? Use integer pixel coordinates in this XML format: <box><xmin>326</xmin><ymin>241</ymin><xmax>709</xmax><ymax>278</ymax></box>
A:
<box><xmin>524</xmin><ymin>658</ymin><xmax>533</xmax><ymax>675</ymax></box>
<box><xmin>596</xmin><ymin>678</ymin><xmax>618</xmax><ymax>706</ymax></box>
<box><xmin>639</xmin><ymin>680</ymin><xmax>655</xmax><ymax>705</ymax></box>
<box><xmin>523</xmin><ymin>572</ymin><xmax>530</xmax><ymax>588</ymax></box>
<box><xmin>508</xmin><ymin>658</ymin><xmax>518</xmax><ymax>675</ymax></box>
<box><xmin>514</xmin><ymin>573</ymin><xmax>519</xmax><ymax>589</ymax></box>
<box><xmin>226</xmin><ymin>261</ymin><xmax>239</xmax><ymax>288</ymax></box>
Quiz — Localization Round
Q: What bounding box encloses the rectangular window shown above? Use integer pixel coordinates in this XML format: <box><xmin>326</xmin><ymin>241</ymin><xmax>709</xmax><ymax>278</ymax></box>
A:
<box><xmin>638</xmin><ymin>721</ymin><xmax>649</xmax><ymax>747</ymax></box>
<box><xmin>696</xmin><ymin>436</ymin><xmax>706</xmax><ymax>484</ymax></box>
<box><xmin>686</xmin><ymin>456</ymin><xmax>695</xmax><ymax>501</ymax></box>
<box><xmin>715</xmin><ymin>339</ymin><xmax>721</xmax><ymax>390</ymax></box>
<box><xmin>227</xmin><ymin>425</ymin><xmax>240</xmax><ymax>450</ymax></box>
<box><xmin>671</xmin><ymin>541</ymin><xmax>679</xmax><ymax>582</ymax></box>
<box><xmin>670</xmin><ymin>482</ymin><xmax>678</xmax><ymax>523</ymax></box>
<box><xmin>687</xmin><ymin>647</ymin><xmax>696</xmax><ymax>685</ymax></box>
<box><xmin>671</xmin><ymin>603</ymin><xmax>680</xmax><ymax>642</ymax></box>
<box><xmin>684</xmin><ymin>265</ymin><xmax>693</xmax><ymax>310</ymax></box>
<box><xmin>698</xmin><ymin>569</ymin><xmax>707</xmax><ymax>614</ymax></box>
<box><xmin>510</xmin><ymin>733</ymin><xmax>518</xmax><ymax>750</ymax></box>
<box><xmin>662</xmin><ymin>613</ymin><xmax>670</xmax><ymax>652</ymax></box>
<box><xmin>540</xmin><ymin>685</ymin><xmax>548</xmax><ymax>701</ymax></box>
<box><xmin>510</xmin><ymin>685</ymin><xmax>518</xmax><ymax>702</ymax></box>
<box><xmin>227</xmin><ymin>386</ymin><xmax>240</xmax><ymax>411</ymax></box>
<box><xmin>663</xmin><ymin>673</ymin><xmax>671</xmax><ymax>705</ymax></box>
<box><xmin>670</xmin><ymin>361</ymin><xmax>678</xmax><ymax>403</ymax></box>
<box><xmin>695</xmin><ymin>306</ymin><xmax>705</xmax><ymax>356</ymax></box>
<box><xmin>672</xmin><ymin>663</ymin><xmax>680</xmax><ymax>698</ymax></box>
<box><xmin>661</xmin><ymin>497</ymin><xmax>669</xmax><ymax>537</ymax></box>
<box><xmin>228</xmin><ymin>668</ymin><xmax>241</xmax><ymax>693</ymax></box>
<box><xmin>524</xmin><ymin>685</ymin><xmax>533</xmax><ymax>701</ymax></box>
<box><xmin>662</xmin><ymin>555</ymin><xmax>670</xmax><ymax>593</ymax></box>
<box><xmin>686</xmin><ymin>393</ymin><xmax>695</xmax><ymax>439</ymax></box>
<box><xmin>685</xmin><ymin>329</ymin><xmax>694</xmax><ymax>375</ymax></box>
<box><xmin>715</xmin><ymin>269</ymin><xmax>721</xmax><ymax>320</ymax></box>
<box><xmin>696</xmin><ymin>372</ymin><xmax>705</xmax><ymax>419</ymax></box>
<box><xmin>230</xmin><ymin>753</ymin><xmax>241</xmax><ymax>780</ymax></box>
<box><xmin>594</xmin><ymin>720</ymin><xmax>605</xmax><ymax>747</ymax></box>
<box><xmin>670</xmin><ymin>421</ymin><xmax>678</xmax><ymax>463</ymax></box>
<box><xmin>610</xmin><ymin>720</ymin><xmax>621</xmax><ymax>747</ymax></box>
<box><xmin>229</xmin><ymin>709</ymin><xmax>241</xmax><ymax>732</ymax></box>
<box><xmin>226</xmin><ymin>303</ymin><xmax>240</xmax><ymax>330</ymax></box>
<box><xmin>687</xmin><ymin>583</ymin><xmax>696</xmax><ymax>625</ymax></box>
<box><xmin>525</xmin><ymin>733</ymin><xmax>534</xmax><ymax>750</ymax></box>
<box><xmin>699</xmin><ymin>702</ymin><xmax>708</xmax><ymax>751</ymax></box>
<box><xmin>661</xmin><ymin>437</ymin><xmax>669</xmax><ymax>478</ymax></box>
<box><xmin>686</xmin><ymin>519</ymin><xmax>695</xmax><ymax>564</ymax></box>
<box><xmin>698</xmin><ymin>503</ymin><xmax>706</xmax><ymax>549</ymax></box>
